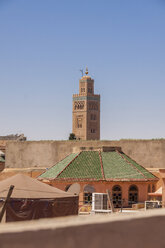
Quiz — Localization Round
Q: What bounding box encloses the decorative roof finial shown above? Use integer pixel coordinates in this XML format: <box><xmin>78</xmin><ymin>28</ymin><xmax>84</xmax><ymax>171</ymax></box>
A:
<box><xmin>85</xmin><ymin>67</ymin><xmax>88</xmax><ymax>75</ymax></box>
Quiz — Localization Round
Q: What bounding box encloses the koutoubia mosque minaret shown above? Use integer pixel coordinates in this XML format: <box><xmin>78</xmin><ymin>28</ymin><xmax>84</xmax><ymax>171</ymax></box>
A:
<box><xmin>72</xmin><ymin>67</ymin><xmax>100</xmax><ymax>140</ymax></box>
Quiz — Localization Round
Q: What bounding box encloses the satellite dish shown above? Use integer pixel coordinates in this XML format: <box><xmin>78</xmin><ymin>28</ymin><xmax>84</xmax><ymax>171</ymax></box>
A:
<box><xmin>67</xmin><ymin>183</ymin><xmax>80</xmax><ymax>195</ymax></box>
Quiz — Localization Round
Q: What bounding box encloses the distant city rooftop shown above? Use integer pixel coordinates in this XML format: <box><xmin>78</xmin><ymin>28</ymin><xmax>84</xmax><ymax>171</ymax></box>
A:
<box><xmin>0</xmin><ymin>134</ymin><xmax>26</xmax><ymax>141</ymax></box>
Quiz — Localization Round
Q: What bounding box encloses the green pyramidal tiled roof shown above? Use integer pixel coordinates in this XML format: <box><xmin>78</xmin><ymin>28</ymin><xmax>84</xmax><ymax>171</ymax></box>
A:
<box><xmin>121</xmin><ymin>153</ymin><xmax>156</xmax><ymax>179</ymax></box>
<box><xmin>102</xmin><ymin>152</ymin><xmax>144</xmax><ymax>179</ymax></box>
<box><xmin>58</xmin><ymin>151</ymin><xmax>102</xmax><ymax>180</ymax></box>
<box><xmin>39</xmin><ymin>153</ymin><xmax>79</xmax><ymax>179</ymax></box>
<box><xmin>39</xmin><ymin>150</ymin><xmax>157</xmax><ymax>181</ymax></box>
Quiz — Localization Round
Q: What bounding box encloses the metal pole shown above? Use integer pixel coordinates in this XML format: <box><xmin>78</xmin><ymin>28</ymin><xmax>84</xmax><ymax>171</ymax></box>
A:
<box><xmin>0</xmin><ymin>185</ymin><xmax>14</xmax><ymax>222</ymax></box>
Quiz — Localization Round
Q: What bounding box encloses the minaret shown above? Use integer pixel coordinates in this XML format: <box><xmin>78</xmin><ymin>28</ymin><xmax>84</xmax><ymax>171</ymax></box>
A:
<box><xmin>72</xmin><ymin>68</ymin><xmax>100</xmax><ymax>140</ymax></box>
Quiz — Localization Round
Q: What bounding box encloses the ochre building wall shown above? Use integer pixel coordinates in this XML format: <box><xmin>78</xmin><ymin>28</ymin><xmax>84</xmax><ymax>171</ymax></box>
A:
<box><xmin>5</xmin><ymin>139</ymin><xmax>165</xmax><ymax>169</ymax></box>
<box><xmin>47</xmin><ymin>180</ymin><xmax>155</xmax><ymax>208</ymax></box>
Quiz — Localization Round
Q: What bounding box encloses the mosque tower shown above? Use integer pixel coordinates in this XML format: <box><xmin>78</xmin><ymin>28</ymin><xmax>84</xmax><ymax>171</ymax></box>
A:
<box><xmin>72</xmin><ymin>68</ymin><xmax>100</xmax><ymax>140</ymax></box>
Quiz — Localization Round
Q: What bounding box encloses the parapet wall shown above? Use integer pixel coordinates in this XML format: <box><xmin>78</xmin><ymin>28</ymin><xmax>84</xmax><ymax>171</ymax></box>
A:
<box><xmin>0</xmin><ymin>209</ymin><xmax>165</xmax><ymax>248</ymax></box>
<box><xmin>5</xmin><ymin>139</ymin><xmax>165</xmax><ymax>168</ymax></box>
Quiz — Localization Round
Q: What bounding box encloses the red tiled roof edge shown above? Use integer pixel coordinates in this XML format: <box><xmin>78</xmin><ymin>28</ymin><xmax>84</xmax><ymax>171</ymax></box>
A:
<box><xmin>99</xmin><ymin>150</ymin><xmax>105</xmax><ymax>180</ymax></box>
<box><xmin>53</xmin><ymin>177</ymin><xmax>102</xmax><ymax>182</ymax></box>
<box><xmin>49</xmin><ymin>177</ymin><xmax>156</xmax><ymax>182</ymax></box>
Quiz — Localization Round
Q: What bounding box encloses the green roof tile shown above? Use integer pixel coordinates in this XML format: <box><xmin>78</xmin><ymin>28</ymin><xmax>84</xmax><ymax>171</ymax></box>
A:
<box><xmin>39</xmin><ymin>153</ymin><xmax>78</xmax><ymax>179</ymax></box>
<box><xmin>39</xmin><ymin>150</ymin><xmax>157</xmax><ymax>181</ymax></box>
<box><xmin>121</xmin><ymin>153</ymin><xmax>156</xmax><ymax>179</ymax></box>
<box><xmin>57</xmin><ymin>151</ymin><xmax>102</xmax><ymax>180</ymax></box>
<box><xmin>102</xmin><ymin>152</ymin><xmax>145</xmax><ymax>179</ymax></box>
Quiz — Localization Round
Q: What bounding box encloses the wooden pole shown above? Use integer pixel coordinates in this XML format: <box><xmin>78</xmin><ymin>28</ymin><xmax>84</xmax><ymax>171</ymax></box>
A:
<box><xmin>0</xmin><ymin>185</ymin><xmax>14</xmax><ymax>222</ymax></box>
<box><xmin>106</xmin><ymin>189</ymin><xmax>115</xmax><ymax>213</ymax></box>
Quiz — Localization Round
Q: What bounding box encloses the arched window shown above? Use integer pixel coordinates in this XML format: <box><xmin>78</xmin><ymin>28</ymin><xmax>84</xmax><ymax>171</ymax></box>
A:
<box><xmin>148</xmin><ymin>185</ymin><xmax>151</xmax><ymax>193</ymax></box>
<box><xmin>129</xmin><ymin>185</ymin><xmax>138</xmax><ymax>205</ymax></box>
<box><xmin>112</xmin><ymin>185</ymin><xmax>122</xmax><ymax>208</ymax></box>
<box><xmin>83</xmin><ymin>185</ymin><xmax>95</xmax><ymax>205</ymax></box>
<box><xmin>65</xmin><ymin>184</ymin><xmax>72</xmax><ymax>192</ymax></box>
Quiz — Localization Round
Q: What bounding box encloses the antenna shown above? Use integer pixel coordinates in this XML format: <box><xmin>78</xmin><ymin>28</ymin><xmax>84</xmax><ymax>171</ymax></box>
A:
<box><xmin>80</xmin><ymin>69</ymin><xmax>84</xmax><ymax>77</ymax></box>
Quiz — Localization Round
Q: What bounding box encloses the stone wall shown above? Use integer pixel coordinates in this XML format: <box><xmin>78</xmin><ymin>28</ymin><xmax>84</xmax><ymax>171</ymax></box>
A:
<box><xmin>5</xmin><ymin>139</ymin><xmax>165</xmax><ymax>169</ymax></box>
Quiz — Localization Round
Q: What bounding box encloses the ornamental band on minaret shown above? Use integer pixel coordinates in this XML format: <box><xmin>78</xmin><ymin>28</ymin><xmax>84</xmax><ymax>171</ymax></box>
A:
<box><xmin>72</xmin><ymin>68</ymin><xmax>100</xmax><ymax>140</ymax></box>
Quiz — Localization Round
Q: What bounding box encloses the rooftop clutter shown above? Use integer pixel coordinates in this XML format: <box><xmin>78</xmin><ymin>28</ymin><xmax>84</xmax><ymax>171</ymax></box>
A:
<box><xmin>0</xmin><ymin>150</ymin><xmax>5</xmax><ymax>172</ymax></box>
<box><xmin>0</xmin><ymin>150</ymin><xmax>5</xmax><ymax>163</ymax></box>
<box><xmin>0</xmin><ymin>174</ymin><xmax>78</xmax><ymax>222</ymax></box>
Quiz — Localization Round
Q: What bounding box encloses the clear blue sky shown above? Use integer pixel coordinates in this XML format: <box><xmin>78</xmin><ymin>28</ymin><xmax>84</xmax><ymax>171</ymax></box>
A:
<box><xmin>0</xmin><ymin>0</ymin><xmax>165</xmax><ymax>140</ymax></box>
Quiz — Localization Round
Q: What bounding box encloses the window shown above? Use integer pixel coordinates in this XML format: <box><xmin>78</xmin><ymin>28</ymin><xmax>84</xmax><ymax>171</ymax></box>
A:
<box><xmin>81</xmin><ymin>88</ymin><xmax>85</xmax><ymax>93</ymax></box>
<box><xmin>84</xmin><ymin>193</ymin><xmax>92</xmax><ymax>204</ymax></box>
<box><xmin>91</xmin><ymin>129</ymin><xmax>95</xmax><ymax>133</ymax></box>
<box><xmin>84</xmin><ymin>185</ymin><xmax>95</xmax><ymax>205</ymax></box>
<box><xmin>77</xmin><ymin>118</ymin><xmax>82</xmax><ymax>128</ymax></box>
<box><xmin>74</xmin><ymin>101</ymin><xmax>84</xmax><ymax>110</ymax></box>
<box><xmin>129</xmin><ymin>185</ymin><xmax>138</xmax><ymax>205</ymax></box>
<box><xmin>89</xmin><ymin>103</ymin><xmax>98</xmax><ymax>111</ymax></box>
<box><xmin>112</xmin><ymin>185</ymin><xmax>122</xmax><ymax>208</ymax></box>
<box><xmin>84</xmin><ymin>185</ymin><xmax>95</xmax><ymax>193</ymax></box>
